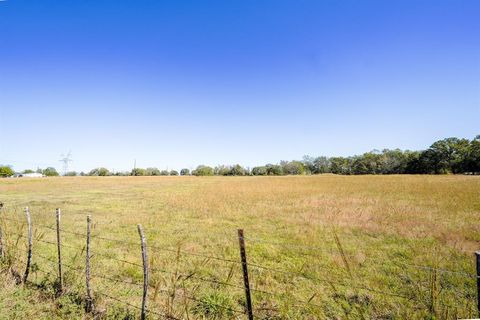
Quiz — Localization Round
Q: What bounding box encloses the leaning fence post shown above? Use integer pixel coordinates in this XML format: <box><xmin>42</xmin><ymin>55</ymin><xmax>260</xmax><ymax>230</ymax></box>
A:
<box><xmin>137</xmin><ymin>224</ymin><xmax>148</xmax><ymax>320</ymax></box>
<box><xmin>56</xmin><ymin>208</ymin><xmax>63</xmax><ymax>294</ymax></box>
<box><xmin>85</xmin><ymin>215</ymin><xmax>94</xmax><ymax>313</ymax></box>
<box><xmin>238</xmin><ymin>229</ymin><xmax>254</xmax><ymax>320</ymax></box>
<box><xmin>476</xmin><ymin>251</ymin><xmax>480</xmax><ymax>316</ymax></box>
<box><xmin>23</xmin><ymin>207</ymin><xmax>32</xmax><ymax>283</ymax></box>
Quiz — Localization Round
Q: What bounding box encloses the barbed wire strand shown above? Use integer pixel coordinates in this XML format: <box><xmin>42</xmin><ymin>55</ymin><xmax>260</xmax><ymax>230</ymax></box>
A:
<box><xmin>2</xmin><ymin>215</ymin><xmax>475</xmax><ymax>303</ymax></box>
<box><xmin>6</xmin><ymin>221</ymin><xmax>476</xmax><ymax>283</ymax></box>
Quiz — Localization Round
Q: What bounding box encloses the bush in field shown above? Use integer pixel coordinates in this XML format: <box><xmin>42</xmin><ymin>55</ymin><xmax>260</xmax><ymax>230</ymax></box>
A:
<box><xmin>180</xmin><ymin>168</ymin><xmax>190</xmax><ymax>176</ymax></box>
<box><xmin>43</xmin><ymin>167</ymin><xmax>59</xmax><ymax>176</ymax></box>
<box><xmin>160</xmin><ymin>170</ymin><xmax>169</xmax><ymax>176</ymax></box>
<box><xmin>0</xmin><ymin>166</ymin><xmax>14</xmax><ymax>177</ymax></box>
<box><xmin>192</xmin><ymin>165</ymin><xmax>214</xmax><ymax>176</ymax></box>
<box><xmin>170</xmin><ymin>170</ymin><xmax>179</xmax><ymax>176</ymax></box>
<box><xmin>65</xmin><ymin>171</ymin><xmax>77</xmax><ymax>176</ymax></box>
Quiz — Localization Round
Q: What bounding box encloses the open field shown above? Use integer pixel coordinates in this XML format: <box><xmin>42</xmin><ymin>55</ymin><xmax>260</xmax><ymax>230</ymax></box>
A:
<box><xmin>1</xmin><ymin>175</ymin><xmax>480</xmax><ymax>319</ymax></box>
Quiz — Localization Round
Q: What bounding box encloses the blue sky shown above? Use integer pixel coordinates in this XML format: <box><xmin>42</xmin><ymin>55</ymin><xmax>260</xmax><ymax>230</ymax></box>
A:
<box><xmin>1</xmin><ymin>0</ymin><xmax>479</xmax><ymax>172</ymax></box>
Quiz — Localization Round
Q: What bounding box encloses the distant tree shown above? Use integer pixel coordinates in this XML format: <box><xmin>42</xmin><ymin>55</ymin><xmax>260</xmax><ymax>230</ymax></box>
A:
<box><xmin>352</xmin><ymin>152</ymin><xmax>382</xmax><ymax>174</ymax></box>
<box><xmin>266</xmin><ymin>164</ymin><xmax>283</xmax><ymax>175</ymax></box>
<box><xmin>170</xmin><ymin>170</ymin><xmax>179</xmax><ymax>176</ymax></box>
<box><xmin>403</xmin><ymin>151</ymin><xmax>422</xmax><ymax>174</ymax></box>
<box><xmin>379</xmin><ymin>149</ymin><xmax>408</xmax><ymax>174</ymax></box>
<box><xmin>251</xmin><ymin>166</ymin><xmax>267</xmax><ymax>176</ymax></box>
<box><xmin>466</xmin><ymin>135</ymin><xmax>480</xmax><ymax>173</ymax></box>
<box><xmin>281</xmin><ymin>161</ymin><xmax>306</xmax><ymax>175</ymax></box>
<box><xmin>131</xmin><ymin>168</ymin><xmax>146</xmax><ymax>176</ymax></box>
<box><xmin>422</xmin><ymin>138</ymin><xmax>470</xmax><ymax>174</ymax></box>
<box><xmin>330</xmin><ymin>157</ymin><xmax>352</xmax><ymax>175</ymax></box>
<box><xmin>313</xmin><ymin>156</ymin><xmax>331</xmax><ymax>174</ymax></box>
<box><xmin>97</xmin><ymin>168</ymin><xmax>110</xmax><ymax>176</ymax></box>
<box><xmin>159</xmin><ymin>170</ymin><xmax>169</xmax><ymax>176</ymax></box>
<box><xmin>0</xmin><ymin>166</ymin><xmax>14</xmax><ymax>177</ymax></box>
<box><xmin>79</xmin><ymin>171</ymin><xmax>86</xmax><ymax>176</ymax></box>
<box><xmin>145</xmin><ymin>167</ymin><xmax>161</xmax><ymax>176</ymax></box>
<box><xmin>65</xmin><ymin>171</ymin><xmax>78</xmax><ymax>176</ymax></box>
<box><xmin>192</xmin><ymin>165</ymin><xmax>214</xmax><ymax>176</ymax></box>
<box><xmin>229</xmin><ymin>164</ymin><xmax>247</xmax><ymax>176</ymax></box>
<box><xmin>214</xmin><ymin>165</ymin><xmax>231</xmax><ymax>176</ymax></box>
<box><xmin>23</xmin><ymin>169</ymin><xmax>35</xmax><ymax>174</ymax></box>
<box><xmin>89</xmin><ymin>167</ymin><xmax>110</xmax><ymax>176</ymax></box>
<box><xmin>180</xmin><ymin>168</ymin><xmax>190</xmax><ymax>176</ymax></box>
<box><xmin>302</xmin><ymin>156</ymin><xmax>316</xmax><ymax>174</ymax></box>
<box><xmin>43</xmin><ymin>167</ymin><xmax>59</xmax><ymax>177</ymax></box>
<box><xmin>351</xmin><ymin>156</ymin><xmax>370</xmax><ymax>174</ymax></box>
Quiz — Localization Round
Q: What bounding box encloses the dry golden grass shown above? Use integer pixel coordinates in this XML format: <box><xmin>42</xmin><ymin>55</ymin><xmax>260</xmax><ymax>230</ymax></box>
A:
<box><xmin>0</xmin><ymin>175</ymin><xmax>479</xmax><ymax>319</ymax></box>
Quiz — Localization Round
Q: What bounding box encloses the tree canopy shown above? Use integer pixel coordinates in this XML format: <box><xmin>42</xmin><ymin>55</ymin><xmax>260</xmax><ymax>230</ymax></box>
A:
<box><xmin>3</xmin><ymin>135</ymin><xmax>479</xmax><ymax>178</ymax></box>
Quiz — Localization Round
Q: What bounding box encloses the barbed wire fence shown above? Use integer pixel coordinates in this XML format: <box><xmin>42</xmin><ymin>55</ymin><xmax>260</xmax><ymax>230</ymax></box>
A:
<box><xmin>0</xmin><ymin>204</ymin><xmax>479</xmax><ymax>319</ymax></box>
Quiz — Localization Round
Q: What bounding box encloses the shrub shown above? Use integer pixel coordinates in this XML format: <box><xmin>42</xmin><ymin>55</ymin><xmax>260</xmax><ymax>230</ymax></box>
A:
<box><xmin>0</xmin><ymin>166</ymin><xmax>14</xmax><ymax>177</ymax></box>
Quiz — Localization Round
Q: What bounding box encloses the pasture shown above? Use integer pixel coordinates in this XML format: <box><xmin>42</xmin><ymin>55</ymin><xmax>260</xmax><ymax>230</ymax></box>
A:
<box><xmin>0</xmin><ymin>175</ymin><xmax>479</xmax><ymax>319</ymax></box>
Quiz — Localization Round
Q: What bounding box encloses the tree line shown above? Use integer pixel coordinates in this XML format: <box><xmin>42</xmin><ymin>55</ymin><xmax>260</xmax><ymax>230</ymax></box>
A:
<box><xmin>1</xmin><ymin>135</ymin><xmax>479</xmax><ymax>177</ymax></box>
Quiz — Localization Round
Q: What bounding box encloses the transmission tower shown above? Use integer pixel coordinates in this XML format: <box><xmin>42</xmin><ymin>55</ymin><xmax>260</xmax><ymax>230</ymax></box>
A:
<box><xmin>59</xmin><ymin>151</ymin><xmax>73</xmax><ymax>175</ymax></box>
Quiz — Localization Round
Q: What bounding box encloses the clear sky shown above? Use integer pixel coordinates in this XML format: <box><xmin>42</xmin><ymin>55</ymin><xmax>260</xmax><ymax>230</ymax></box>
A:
<box><xmin>1</xmin><ymin>0</ymin><xmax>479</xmax><ymax>173</ymax></box>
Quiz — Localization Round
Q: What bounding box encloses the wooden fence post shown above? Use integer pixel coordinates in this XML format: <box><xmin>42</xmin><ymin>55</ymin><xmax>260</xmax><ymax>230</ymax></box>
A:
<box><xmin>238</xmin><ymin>229</ymin><xmax>254</xmax><ymax>320</ymax></box>
<box><xmin>137</xmin><ymin>224</ymin><xmax>148</xmax><ymax>320</ymax></box>
<box><xmin>85</xmin><ymin>215</ymin><xmax>94</xmax><ymax>313</ymax></box>
<box><xmin>0</xmin><ymin>204</ymin><xmax>3</xmax><ymax>259</ymax></box>
<box><xmin>475</xmin><ymin>251</ymin><xmax>480</xmax><ymax>317</ymax></box>
<box><xmin>0</xmin><ymin>219</ymin><xmax>3</xmax><ymax>259</ymax></box>
<box><xmin>56</xmin><ymin>208</ymin><xmax>63</xmax><ymax>294</ymax></box>
<box><xmin>23</xmin><ymin>207</ymin><xmax>32</xmax><ymax>283</ymax></box>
